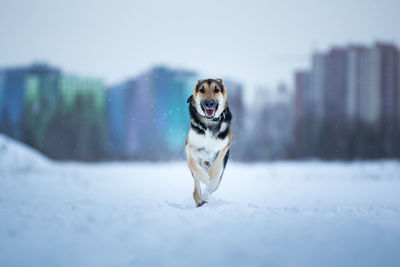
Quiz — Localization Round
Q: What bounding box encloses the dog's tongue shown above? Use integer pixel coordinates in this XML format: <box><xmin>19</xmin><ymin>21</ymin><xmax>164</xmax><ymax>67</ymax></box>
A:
<box><xmin>205</xmin><ymin>108</ymin><xmax>216</xmax><ymax>118</ymax></box>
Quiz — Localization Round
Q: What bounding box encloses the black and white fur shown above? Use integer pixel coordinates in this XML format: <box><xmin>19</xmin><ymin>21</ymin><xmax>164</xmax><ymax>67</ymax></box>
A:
<box><xmin>185</xmin><ymin>80</ymin><xmax>233</xmax><ymax>207</ymax></box>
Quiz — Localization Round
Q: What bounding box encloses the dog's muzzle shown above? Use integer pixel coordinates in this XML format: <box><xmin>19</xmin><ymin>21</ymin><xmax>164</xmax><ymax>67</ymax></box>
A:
<box><xmin>201</xmin><ymin>99</ymin><xmax>218</xmax><ymax>119</ymax></box>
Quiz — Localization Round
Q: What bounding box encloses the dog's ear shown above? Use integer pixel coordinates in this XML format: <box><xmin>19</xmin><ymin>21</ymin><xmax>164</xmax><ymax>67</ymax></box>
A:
<box><xmin>216</xmin><ymin>78</ymin><xmax>223</xmax><ymax>84</ymax></box>
<box><xmin>187</xmin><ymin>95</ymin><xmax>193</xmax><ymax>103</ymax></box>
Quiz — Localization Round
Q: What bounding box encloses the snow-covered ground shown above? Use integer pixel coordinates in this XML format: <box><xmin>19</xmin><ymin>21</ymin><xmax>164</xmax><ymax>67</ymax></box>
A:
<box><xmin>1</xmin><ymin>134</ymin><xmax>400</xmax><ymax>267</ymax></box>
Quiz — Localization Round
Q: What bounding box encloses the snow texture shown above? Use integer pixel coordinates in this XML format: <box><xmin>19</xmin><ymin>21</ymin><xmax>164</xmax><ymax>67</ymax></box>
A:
<box><xmin>0</xmin><ymin>134</ymin><xmax>400</xmax><ymax>267</ymax></box>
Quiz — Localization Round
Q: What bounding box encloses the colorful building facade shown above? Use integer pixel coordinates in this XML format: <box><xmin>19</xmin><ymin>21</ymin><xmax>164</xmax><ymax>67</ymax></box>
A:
<box><xmin>0</xmin><ymin>63</ymin><xmax>245</xmax><ymax>161</ymax></box>
<box><xmin>0</xmin><ymin>67</ymin><xmax>29</xmax><ymax>141</ymax></box>
<box><xmin>24</xmin><ymin>64</ymin><xmax>61</xmax><ymax>150</ymax></box>
<box><xmin>106</xmin><ymin>79</ymin><xmax>138</xmax><ymax>158</ymax></box>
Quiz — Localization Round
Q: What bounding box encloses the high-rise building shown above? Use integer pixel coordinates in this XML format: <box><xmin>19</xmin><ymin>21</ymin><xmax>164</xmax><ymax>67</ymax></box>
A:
<box><xmin>310</xmin><ymin>53</ymin><xmax>326</xmax><ymax>120</ymax></box>
<box><xmin>106</xmin><ymin>80</ymin><xmax>137</xmax><ymax>158</ymax></box>
<box><xmin>294</xmin><ymin>42</ymin><xmax>400</xmax><ymax>158</ymax></box>
<box><xmin>59</xmin><ymin>75</ymin><xmax>105</xmax><ymax>112</ymax></box>
<box><xmin>375</xmin><ymin>43</ymin><xmax>399</xmax><ymax>121</ymax></box>
<box><xmin>295</xmin><ymin>71</ymin><xmax>311</xmax><ymax>121</ymax></box>
<box><xmin>24</xmin><ymin>64</ymin><xmax>61</xmax><ymax>150</ymax></box>
<box><xmin>324</xmin><ymin>48</ymin><xmax>348</xmax><ymax>121</ymax></box>
<box><xmin>0</xmin><ymin>66</ymin><xmax>30</xmax><ymax>141</ymax></box>
<box><xmin>374</xmin><ymin>43</ymin><xmax>400</xmax><ymax>155</ymax></box>
<box><xmin>226</xmin><ymin>80</ymin><xmax>245</xmax><ymax>133</ymax></box>
<box><xmin>346</xmin><ymin>45</ymin><xmax>369</xmax><ymax>122</ymax></box>
<box><xmin>167</xmin><ymin>70</ymin><xmax>197</xmax><ymax>153</ymax></box>
<box><xmin>133</xmin><ymin>71</ymin><xmax>156</xmax><ymax>158</ymax></box>
<box><xmin>57</xmin><ymin>75</ymin><xmax>106</xmax><ymax>160</ymax></box>
<box><xmin>294</xmin><ymin>71</ymin><xmax>311</xmax><ymax>156</ymax></box>
<box><xmin>224</xmin><ymin>79</ymin><xmax>245</xmax><ymax>160</ymax></box>
<box><xmin>357</xmin><ymin>46</ymin><xmax>381</xmax><ymax>125</ymax></box>
<box><xmin>0</xmin><ymin>70</ymin><xmax>4</xmax><ymax>130</ymax></box>
<box><xmin>117</xmin><ymin>67</ymin><xmax>197</xmax><ymax>159</ymax></box>
<box><xmin>396</xmin><ymin>45</ymin><xmax>400</xmax><ymax>156</ymax></box>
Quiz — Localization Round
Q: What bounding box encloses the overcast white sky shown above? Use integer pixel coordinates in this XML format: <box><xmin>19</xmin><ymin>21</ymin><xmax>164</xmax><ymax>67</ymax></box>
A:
<box><xmin>1</xmin><ymin>0</ymin><xmax>399</xmax><ymax>95</ymax></box>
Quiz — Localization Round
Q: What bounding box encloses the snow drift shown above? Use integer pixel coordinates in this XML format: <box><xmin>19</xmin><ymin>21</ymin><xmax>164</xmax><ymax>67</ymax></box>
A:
<box><xmin>0</xmin><ymin>133</ymin><xmax>49</xmax><ymax>172</ymax></box>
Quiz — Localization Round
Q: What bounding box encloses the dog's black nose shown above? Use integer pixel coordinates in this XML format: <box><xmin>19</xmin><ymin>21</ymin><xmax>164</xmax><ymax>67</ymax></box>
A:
<box><xmin>203</xmin><ymin>99</ymin><xmax>216</xmax><ymax>109</ymax></box>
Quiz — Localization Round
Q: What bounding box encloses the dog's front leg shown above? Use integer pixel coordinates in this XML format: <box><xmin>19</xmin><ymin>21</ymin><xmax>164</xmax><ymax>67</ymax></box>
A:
<box><xmin>206</xmin><ymin>163</ymin><xmax>225</xmax><ymax>194</ymax></box>
<box><xmin>205</xmin><ymin>144</ymin><xmax>230</xmax><ymax>195</ymax></box>
<box><xmin>208</xmin><ymin>144</ymin><xmax>230</xmax><ymax>180</ymax></box>
<box><xmin>189</xmin><ymin>166</ymin><xmax>208</xmax><ymax>207</ymax></box>
<box><xmin>185</xmin><ymin>144</ymin><xmax>210</xmax><ymax>185</ymax></box>
<box><xmin>193</xmin><ymin>177</ymin><xmax>206</xmax><ymax>207</ymax></box>
<box><xmin>186</xmin><ymin>143</ymin><xmax>210</xmax><ymax>207</ymax></box>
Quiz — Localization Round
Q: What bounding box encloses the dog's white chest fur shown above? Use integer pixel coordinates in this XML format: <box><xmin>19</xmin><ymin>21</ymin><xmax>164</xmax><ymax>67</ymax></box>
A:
<box><xmin>188</xmin><ymin>128</ymin><xmax>228</xmax><ymax>168</ymax></box>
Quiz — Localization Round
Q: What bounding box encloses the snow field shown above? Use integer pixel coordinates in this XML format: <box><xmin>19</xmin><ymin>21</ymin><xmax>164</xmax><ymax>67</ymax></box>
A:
<box><xmin>0</xmin><ymin>134</ymin><xmax>400</xmax><ymax>267</ymax></box>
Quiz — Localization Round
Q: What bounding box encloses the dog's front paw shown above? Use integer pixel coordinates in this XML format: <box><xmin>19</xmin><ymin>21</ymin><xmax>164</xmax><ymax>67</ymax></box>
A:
<box><xmin>196</xmin><ymin>200</ymin><xmax>207</xmax><ymax>207</ymax></box>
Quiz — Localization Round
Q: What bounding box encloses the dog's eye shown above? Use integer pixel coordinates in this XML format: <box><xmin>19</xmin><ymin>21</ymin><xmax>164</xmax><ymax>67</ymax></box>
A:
<box><xmin>214</xmin><ymin>88</ymin><xmax>220</xmax><ymax>93</ymax></box>
<box><xmin>199</xmin><ymin>88</ymin><xmax>205</xmax><ymax>93</ymax></box>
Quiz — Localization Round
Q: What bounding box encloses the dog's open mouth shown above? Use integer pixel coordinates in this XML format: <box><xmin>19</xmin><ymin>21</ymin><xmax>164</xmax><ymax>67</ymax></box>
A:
<box><xmin>200</xmin><ymin>100</ymin><xmax>218</xmax><ymax>119</ymax></box>
<box><xmin>204</xmin><ymin>108</ymin><xmax>216</xmax><ymax>118</ymax></box>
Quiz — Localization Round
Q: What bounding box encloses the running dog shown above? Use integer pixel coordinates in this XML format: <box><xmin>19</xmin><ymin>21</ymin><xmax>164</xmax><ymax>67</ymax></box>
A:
<box><xmin>185</xmin><ymin>78</ymin><xmax>233</xmax><ymax>207</ymax></box>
